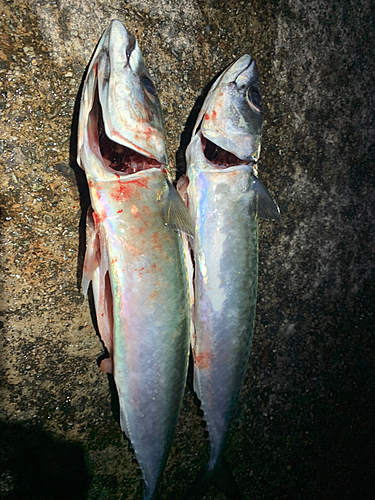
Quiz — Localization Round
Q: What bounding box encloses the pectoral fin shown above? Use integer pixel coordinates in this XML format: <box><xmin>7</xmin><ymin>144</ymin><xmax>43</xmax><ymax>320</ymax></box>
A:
<box><xmin>159</xmin><ymin>178</ymin><xmax>195</xmax><ymax>237</ymax></box>
<box><xmin>249</xmin><ymin>174</ymin><xmax>281</xmax><ymax>222</ymax></box>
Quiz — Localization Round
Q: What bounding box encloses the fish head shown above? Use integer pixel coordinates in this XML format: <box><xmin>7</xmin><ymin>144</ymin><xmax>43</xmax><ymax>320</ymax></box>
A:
<box><xmin>194</xmin><ymin>54</ymin><xmax>263</xmax><ymax>163</ymax></box>
<box><xmin>77</xmin><ymin>20</ymin><xmax>168</xmax><ymax>180</ymax></box>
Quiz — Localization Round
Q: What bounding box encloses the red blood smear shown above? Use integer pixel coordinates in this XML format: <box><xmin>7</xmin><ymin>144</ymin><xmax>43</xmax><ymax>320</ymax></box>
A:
<box><xmin>110</xmin><ymin>177</ymin><xmax>149</xmax><ymax>202</ymax></box>
<box><xmin>92</xmin><ymin>211</ymin><xmax>100</xmax><ymax>225</ymax></box>
<box><xmin>194</xmin><ymin>351</ymin><xmax>210</xmax><ymax>369</ymax></box>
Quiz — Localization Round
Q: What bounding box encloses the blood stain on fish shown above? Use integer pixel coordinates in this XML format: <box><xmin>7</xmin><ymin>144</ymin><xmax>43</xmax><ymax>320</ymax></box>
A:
<box><xmin>92</xmin><ymin>211</ymin><xmax>100</xmax><ymax>225</ymax></box>
<box><xmin>110</xmin><ymin>177</ymin><xmax>149</xmax><ymax>202</ymax></box>
<box><xmin>131</xmin><ymin>205</ymin><xmax>142</xmax><ymax>218</ymax></box>
<box><xmin>92</xmin><ymin>209</ymin><xmax>106</xmax><ymax>223</ymax></box>
<box><xmin>194</xmin><ymin>352</ymin><xmax>210</xmax><ymax>369</ymax></box>
<box><xmin>124</xmin><ymin>241</ymin><xmax>142</xmax><ymax>255</ymax></box>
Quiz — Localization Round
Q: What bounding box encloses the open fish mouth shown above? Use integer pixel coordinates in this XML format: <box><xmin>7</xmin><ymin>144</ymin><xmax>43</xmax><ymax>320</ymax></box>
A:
<box><xmin>89</xmin><ymin>88</ymin><xmax>164</xmax><ymax>175</ymax></box>
<box><xmin>201</xmin><ymin>135</ymin><xmax>250</xmax><ymax>168</ymax></box>
<box><xmin>77</xmin><ymin>19</ymin><xmax>168</xmax><ymax>177</ymax></box>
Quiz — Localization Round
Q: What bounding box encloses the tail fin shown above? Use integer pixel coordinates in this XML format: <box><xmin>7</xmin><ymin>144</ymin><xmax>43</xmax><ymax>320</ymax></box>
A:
<box><xmin>185</xmin><ymin>458</ymin><xmax>242</xmax><ymax>500</ymax></box>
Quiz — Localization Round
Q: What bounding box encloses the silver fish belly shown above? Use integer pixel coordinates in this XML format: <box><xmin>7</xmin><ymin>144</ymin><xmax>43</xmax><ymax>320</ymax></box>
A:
<box><xmin>77</xmin><ymin>20</ymin><xmax>192</xmax><ymax>499</ymax></box>
<box><xmin>181</xmin><ymin>54</ymin><xmax>280</xmax><ymax>473</ymax></box>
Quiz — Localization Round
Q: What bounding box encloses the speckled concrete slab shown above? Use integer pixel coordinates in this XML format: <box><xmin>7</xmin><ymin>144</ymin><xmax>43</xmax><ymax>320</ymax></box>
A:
<box><xmin>1</xmin><ymin>1</ymin><xmax>374</xmax><ymax>499</ymax></box>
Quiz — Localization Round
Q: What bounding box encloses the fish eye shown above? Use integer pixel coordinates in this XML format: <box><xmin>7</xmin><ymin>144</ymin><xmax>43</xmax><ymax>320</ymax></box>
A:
<box><xmin>248</xmin><ymin>87</ymin><xmax>262</xmax><ymax>111</ymax></box>
<box><xmin>141</xmin><ymin>76</ymin><xmax>157</xmax><ymax>96</ymax></box>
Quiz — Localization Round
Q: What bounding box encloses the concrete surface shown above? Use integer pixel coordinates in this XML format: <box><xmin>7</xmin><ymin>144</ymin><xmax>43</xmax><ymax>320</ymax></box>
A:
<box><xmin>0</xmin><ymin>0</ymin><xmax>374</xmax><ymax>499</ymax></box>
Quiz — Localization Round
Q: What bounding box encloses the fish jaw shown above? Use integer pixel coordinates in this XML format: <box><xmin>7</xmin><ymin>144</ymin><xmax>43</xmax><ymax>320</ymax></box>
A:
<box><xmin>77</xmin><ymin>19</ymin><xmax>168</xmax><ymax>174</ymax></box>
<box><xmin>194</xmin><ymin>54</ymin><xmax>263</xmax><ymax>162</ymax></box>
<box><xmin>84</xmin><ymin>169</ymin><xmax>190</xmax><ymax>498</ymax></box>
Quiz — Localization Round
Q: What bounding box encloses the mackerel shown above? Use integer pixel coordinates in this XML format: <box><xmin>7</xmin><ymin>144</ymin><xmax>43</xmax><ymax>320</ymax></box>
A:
<box><xmin>77</xmin><ymin>20</ymin><xmax>192</xmax><ymax>499</ymax></box>
<box><xmin>178</xmin><ymin>55</ymin><xmax>280</xmax><ymax>489</ymax></box>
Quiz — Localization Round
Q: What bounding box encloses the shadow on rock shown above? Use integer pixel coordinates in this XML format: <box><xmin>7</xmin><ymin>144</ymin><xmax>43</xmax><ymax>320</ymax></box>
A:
<box><xmin>0</xmin><ymin>421</ymin><xmax>90</xmax><ymax>500</ymax></box>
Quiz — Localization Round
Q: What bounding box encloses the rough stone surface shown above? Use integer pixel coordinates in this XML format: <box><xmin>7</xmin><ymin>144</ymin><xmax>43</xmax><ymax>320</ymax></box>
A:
<box><xmin>1</xmin><ymin>0</ymin><xmax>374</xmax><ymax>499</ymax></box>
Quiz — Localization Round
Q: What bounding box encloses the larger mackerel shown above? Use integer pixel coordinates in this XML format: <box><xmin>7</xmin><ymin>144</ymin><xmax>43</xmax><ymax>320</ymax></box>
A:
<box><xmin>77</xmin><ymin>20</ymin><xmax>192</xmax><ymax>499</ymax></box>
<box><xmin>179</xmin><ymin>55</ymin><xmax>280</xmax><ymax>480</ymax></box>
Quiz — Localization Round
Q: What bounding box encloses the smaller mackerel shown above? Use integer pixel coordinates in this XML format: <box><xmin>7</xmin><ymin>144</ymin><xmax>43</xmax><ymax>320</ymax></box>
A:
<box><xmin>77</xmin><ymin>20</ymin><xmax>193</xmax><ymax>500</ymax></box>
<box><xmin>178</xmin><ymin>55</ymin><xmax>280</xmax><ymax>493</ymax></box>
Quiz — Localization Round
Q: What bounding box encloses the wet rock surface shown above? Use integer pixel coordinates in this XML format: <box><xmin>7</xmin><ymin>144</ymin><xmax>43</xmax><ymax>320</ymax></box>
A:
<box><xmin>1</xmin><ymin>0</ymin><xmax>374</xmax><ymax>499</ymax></box>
